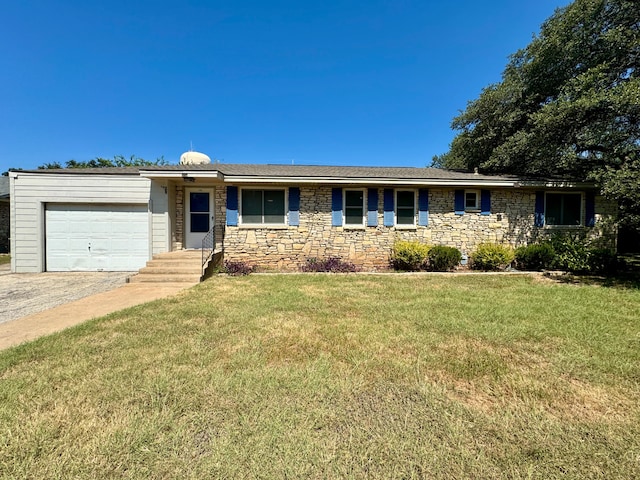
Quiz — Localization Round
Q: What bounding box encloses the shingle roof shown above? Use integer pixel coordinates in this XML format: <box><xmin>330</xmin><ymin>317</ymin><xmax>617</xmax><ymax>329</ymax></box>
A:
<box><xmin>15</xmin><ymin>163</ymin><xmax>581</xmax><ymax>186</ymax></box>
<box><xmin>141</xmin><ymin>163</ymin><xmax>519</xmax><ymax>181</ymax></box>
<box><xmin>0</xmin><ymin>176</ymin><xmax>9</xmax><ymax>198</ymax></box>
<box><xmin>14</xmin><ymin>167</ymin><xmax>142</xmax><ymax>175</ymax></box>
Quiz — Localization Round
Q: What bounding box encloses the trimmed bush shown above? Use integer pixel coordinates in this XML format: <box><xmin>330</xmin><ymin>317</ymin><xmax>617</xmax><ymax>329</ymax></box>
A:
<box><xmin>470</xmin><ymin>243</ymin><xmax>515</xmax><ymax>271</ymax></box>
<box><xmin>302</xmin><ymin>257</ymin><xmax>359</xmax><ymax>273</ymax></box>
<box><xmin>390</xmin><ymin>240</ymin><xmax>431</xmax><ymax>271</ymax></box>
<box><xmin>427</xmin><ymin>245</ymin><xmax>462</xmax><ymax>272</ymax></box>
<box><xmin>514</xmin><ymin>243</ymin><xmax>556</xmax><ymax>271</ymax></box>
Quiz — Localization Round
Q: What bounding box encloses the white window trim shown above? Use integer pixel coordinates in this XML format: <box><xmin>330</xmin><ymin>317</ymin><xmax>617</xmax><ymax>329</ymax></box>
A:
<box><xmin>343</xmin><ymin>188</ymin><xmax>366</xmax><ymax>227</ymax></box>
<box><xmin>544</xmin><ymin>191</ymin><xmax>584</xmax><ymax>228</ymax></box>
<box><xmin>464</xmin><ymin>189</ymin><xmax>480</xmax><ymax>211</ymax></box>
<box><xmin>239</xmin><ymin>187</ymin><xmax>288</xmax><ymax>226</ymax></box>
<box><xmin>395</xmin><ymin>189</ymin><xmax>416</xmax><ymax>228</ymax></box>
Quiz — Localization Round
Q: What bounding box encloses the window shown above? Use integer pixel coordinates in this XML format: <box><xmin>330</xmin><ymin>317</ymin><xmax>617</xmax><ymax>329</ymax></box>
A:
<box><xmin>465</xmin><ymin>190</ymin><xmax>479</xmax><ymax>210</ymax></box>
<box><xmin>344</xmin><ymin>189</ymin><xmax>365</xmax><ymax>226</ymax></box>
<box><xmin>240</xmin><ymin>189</ymin><xmax>286</xmax><ymax>224</ymax></box>
<box><xmin>545</xmin><ymin>193</ymin><xmax>582</xmax><ymax>226</ymax></box>
<box><xmin>395</xmin><ymin>190</ymin><xmax>416</xmax><ymax>226</ymax></box>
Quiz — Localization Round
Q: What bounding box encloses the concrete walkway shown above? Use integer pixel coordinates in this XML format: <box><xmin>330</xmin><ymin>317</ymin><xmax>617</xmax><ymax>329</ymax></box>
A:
<box><xmin>0</xmin><ymin>281</ymin><xmax>196</xmax><ymax>350</ymax></box>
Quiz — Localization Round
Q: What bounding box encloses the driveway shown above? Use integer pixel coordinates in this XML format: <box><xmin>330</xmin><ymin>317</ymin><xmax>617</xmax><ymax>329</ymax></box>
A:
<box><xmin>0</xmin><ymin>270</ymin><xmax>132</xmax><ymax>324</ymax></box>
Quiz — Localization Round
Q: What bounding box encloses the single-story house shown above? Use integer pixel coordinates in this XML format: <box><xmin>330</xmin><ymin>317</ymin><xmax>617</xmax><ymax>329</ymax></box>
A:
<box><xmin>0</xmin><ymin>176</ymin><xmax>10</xmax><ymax>254</ymax></box>
<box><xmin>8</xmin><ymin>161</ymin><xmax>616</xmax><ymax>273</ymax></box>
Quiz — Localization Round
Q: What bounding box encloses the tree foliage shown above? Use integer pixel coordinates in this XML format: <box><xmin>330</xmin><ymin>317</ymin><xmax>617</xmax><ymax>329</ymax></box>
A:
<box><xmin>37</xmin><ymin>155</ymin><xmax>169</xmax><ymax>170</ymax></box>
<box><xmin>435</xmin><ymin>0</ymin><xmax>640</xmax><ymax>227</ymax></box>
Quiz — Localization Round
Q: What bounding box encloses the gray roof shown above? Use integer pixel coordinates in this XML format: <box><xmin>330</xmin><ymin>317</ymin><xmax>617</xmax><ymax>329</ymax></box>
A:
<box><xmin>0</xmin><ymin>176</ymin><xmax>9</xmax><ymax>198</ymax></box>
<box><xmin>15</xmin><ymin>167</ymin><xmax>142</xmax><ymax>175</ymax></box>
<box><xmin>16</xmin><ymin>163</ymin><xmax>518</xmax><ymax>180</ymax></box>
<box><xmin>14</xmin><ymin>163</ymin><xmax>587</xmax><ymax>187</ymax></box>
<box><xmin>148</xmin><ymin>163</ymin><xmax>519</xmax><ymax>180</ymax></box>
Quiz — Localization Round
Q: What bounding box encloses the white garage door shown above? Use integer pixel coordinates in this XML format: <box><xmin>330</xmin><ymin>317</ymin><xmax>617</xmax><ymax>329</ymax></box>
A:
<box><xmin>46</xmin><ymin>204</ymin><xmax>149</xmax><ymax>271</ymax></box>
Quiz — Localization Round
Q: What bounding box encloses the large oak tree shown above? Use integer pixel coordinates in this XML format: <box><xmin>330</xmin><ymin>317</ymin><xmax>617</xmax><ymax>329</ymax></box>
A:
<box><xmin>434</xmin><ymin>0</ymin><xmax>639</xmax><ymax>229</ymax></box>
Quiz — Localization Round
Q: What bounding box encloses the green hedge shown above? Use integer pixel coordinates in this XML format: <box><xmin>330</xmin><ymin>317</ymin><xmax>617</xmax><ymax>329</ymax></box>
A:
<box><xmin>391</xmin><ymin>241</ymin><xmax>431</xmax><ymax>271</ymax></box>
<box><xmin>470</xmin><ymin>243</ymin><xmax>515</xmax><ymax>271</ymax></box>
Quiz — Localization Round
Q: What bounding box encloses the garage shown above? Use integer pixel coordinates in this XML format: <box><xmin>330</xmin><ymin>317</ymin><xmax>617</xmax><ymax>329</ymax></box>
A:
<box><xmin>45</xmin><ymin>204</ymin><xmax>150</xmax><ymax>271</ymax></box>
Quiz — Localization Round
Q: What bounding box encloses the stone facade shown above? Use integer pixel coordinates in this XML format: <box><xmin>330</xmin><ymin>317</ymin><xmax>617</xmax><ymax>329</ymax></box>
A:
<box><xmin>174</xmin><ymin>186</ymin><xmax>184</xmax><ymax>250</ymax></box>
<box><xmin>213</xmin><ymin>186</ymin><xmax>616</xmax><ymax>271</ymax></box>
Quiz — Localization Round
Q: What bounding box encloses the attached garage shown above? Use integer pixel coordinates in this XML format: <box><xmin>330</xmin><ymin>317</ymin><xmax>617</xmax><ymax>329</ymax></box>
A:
<box><xmin>45</xmin><ymin>204</ymin><xmax>150</xmax><ymax>271</ymax></box>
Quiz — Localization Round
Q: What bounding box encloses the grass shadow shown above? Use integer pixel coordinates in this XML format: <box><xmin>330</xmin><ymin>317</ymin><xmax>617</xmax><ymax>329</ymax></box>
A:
<box><xmin>543</xmin><ymin>257</ymin><xmax>640</xmax><ymax>289</ymax></box>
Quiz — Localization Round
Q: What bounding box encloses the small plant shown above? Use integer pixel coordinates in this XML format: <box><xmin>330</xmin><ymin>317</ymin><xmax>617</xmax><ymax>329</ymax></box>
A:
<box><xmin>470</xmin><ymin>243</ymin><xmax>515</xmax><ymax>271</ymax></box>
<box><xmin>302</xmin><ymin>257</ymin><xmax>359</xmax><ymax>273</ymax></box>
<box><xmin>390</xmin><ymin>240</ymin><xmax>431</xmax><ymax>271</ymax></box>
<box><xmin>514</xmin><ymin>243</ymin><xmax>556</xmax><ymax>271</ymax></box>
<box><xmin>223</xmin><ymin>260</ymin><xmax>256</xmax><ymax>276</ymax></box>
<box><xmin>427</xmin><ymin>245</ymin><xmax>462</xmax><ymax>272</ymax></box>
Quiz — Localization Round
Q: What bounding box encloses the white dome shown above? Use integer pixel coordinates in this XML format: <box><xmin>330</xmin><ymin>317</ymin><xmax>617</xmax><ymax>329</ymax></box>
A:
<box><xmin>179</xmin><ymin>151</ymin><xmax>211</xmax><ymax>165</ymax></box>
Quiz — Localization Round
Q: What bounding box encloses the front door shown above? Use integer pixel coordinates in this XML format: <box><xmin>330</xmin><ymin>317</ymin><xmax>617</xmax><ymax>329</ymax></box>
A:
<box><xmin>185</xmin><ymin>188</ymin><xmax>214</xmax><ymax>249</ymax></box>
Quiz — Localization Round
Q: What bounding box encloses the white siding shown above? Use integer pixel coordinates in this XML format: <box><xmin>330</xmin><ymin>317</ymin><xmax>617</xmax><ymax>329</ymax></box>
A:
<box><xmin>10</xmin><ymin>173</ymin><xmax>162</xmax><ymax>273</ymax></box>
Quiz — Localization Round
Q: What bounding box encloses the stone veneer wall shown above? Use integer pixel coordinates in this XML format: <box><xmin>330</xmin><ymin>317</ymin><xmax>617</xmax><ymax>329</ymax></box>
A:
<box><xmin>0</xmin><ymin>201</ymin><xmax>9</xmax><ymax>253</ymax></box>
<box><xmin>174</xmin><ymin>186</ymin><xmax>183</xmax><ymax>250</ymax></box>
<box><xmin>220</xmin><ymin>186</ymin><xmax>616</xmax><ymax>271</ymax></box>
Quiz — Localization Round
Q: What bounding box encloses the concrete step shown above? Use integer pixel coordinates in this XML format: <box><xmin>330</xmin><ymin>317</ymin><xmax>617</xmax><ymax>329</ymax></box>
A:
<box><xmin>152</xmin><ymin>250</ymin><xmax>205</xmax><ymax>260</ymax></box>
<box><xmin>144</xmin><ymin>259</ymin><xmax>203</xmax><ymax>268</ymax></box>
<box><xmin>138</xmin><ymin>265</ymin><xmax>203</xmax><ymax>274</ymax></box>
<box><xmin>132</xmin><ymin>249</ymin><xmax>210</xmax><ymax>283</ymax></box>
<box><xmin>129</xmin><ymin>273</ymin><xmax>202</xmax><ymax>283</ymax></box>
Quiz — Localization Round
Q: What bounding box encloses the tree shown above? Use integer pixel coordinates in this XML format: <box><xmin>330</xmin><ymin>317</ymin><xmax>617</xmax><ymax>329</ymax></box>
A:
<box><xmin>434</xmin><ymin>0</ymin><xmax>640</xmax><ymax>228</ymax></box>
<box><xmin>37</xmin><ymin>155</ymin><xmax>169</xmax><ymax>169</ymax></box>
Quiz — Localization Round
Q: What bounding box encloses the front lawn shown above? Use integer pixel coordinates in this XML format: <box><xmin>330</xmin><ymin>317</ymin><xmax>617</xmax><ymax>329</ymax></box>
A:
<box><xmin>0</xmin><ymin>255</ymin><xmax>10</xmax><ymax>266</ymax></box>
<box><xmin>1</xmin><ymin>274</ymin><xmax>639</xmax><ymax>479</ymax></box>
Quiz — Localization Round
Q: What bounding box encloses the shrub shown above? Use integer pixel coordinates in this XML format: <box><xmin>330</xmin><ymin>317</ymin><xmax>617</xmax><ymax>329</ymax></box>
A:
<box><xmin>586</xmin><ymin>248</ymin><xmax>620</xmax><ymax>275</ymax></box>
<box><xmin>390</xmin><ymin>240</ymin><xmax>431</xmax><ymax>271</ymax></box>
<box><xmin>549</xmin><ymin>233</ymin><xmax>591</xmax><ymax>273</ymax></box>
<box><xmin>427</xmin><ymin>245</ymin><xmax>462</xmax><ymax>272</ymax></box>
<box><xmin>302</xmin><ymin>257</ymin><xmax>359</xmax><ymax>273</ymax></box>
<box><xmin>514</xmin><ymin>243</ymin><xmax>556</xmax><ymax>271</ymax></box>
<box><xmin>470</xmin><ymin>243</ymin><xmax>515</xmax><ymax>271</ymax></box>
<box><xmin>223</xmin><ymin>260</ymin><xmax>256</xmax><ymax>276</ymax></box>
<box><xmin>547</xmin><ymin>233</ymin><xmax>619</xmax><ymax>274</ymax></box>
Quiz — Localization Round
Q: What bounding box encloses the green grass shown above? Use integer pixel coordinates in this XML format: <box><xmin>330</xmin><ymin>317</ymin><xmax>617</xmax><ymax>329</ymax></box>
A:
<box><xmin>1</xmin><ymin>274</ymin><xmax>639</xmax><ymax>479</ymax></box>
<box><xmin>0</xmin><ymin>255</ymin><xmax>10</xmax><ymax>266</ymax></box>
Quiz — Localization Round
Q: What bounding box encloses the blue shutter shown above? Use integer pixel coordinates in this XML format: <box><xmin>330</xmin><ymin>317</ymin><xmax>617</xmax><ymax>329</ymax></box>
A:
<box><xmin>331</xmin><ymin>188</ymin><xmax>343</xmax><ymax>226</ymax></box>
<box><xmin>226</xmin><ymin>186</ymin><xmax>238</xmax><ymax>226</ymax></box>
<box><xmin>383</xmin><ymin>189</ymin><xmax>394</xmax><ymax>227</ymax></box>
<box><xmin>367</xmin><ymin>188</ymin><xmax>378</xmax><ymax>227</ymax></box>
<box><xmin>454</xmin><ymin>189</ymin><xmax>465</xmax><ymax>215</ymax></box>
<box><xmin>585</xmin><ymin>191</ymin><xmax>595</xmax><ymax>227</ymax></box>
<box><xmin>418</xmin><ymin>189</ymin><xmax>429</xmax><ymax>226</ymax></box>
<box><xmin>288</xmin><ymin>187</ymin><xmax>300</xmax><ymax>226</ymax></box>
<box><xmin>480</xmin><ymin>189</ymin><xmax>491</xmax><ymax>216</ymax></box>
<box><xmin>534</xmin><ymin>191</ymin><xmax>545</xmax><ymax>227</ymax></box>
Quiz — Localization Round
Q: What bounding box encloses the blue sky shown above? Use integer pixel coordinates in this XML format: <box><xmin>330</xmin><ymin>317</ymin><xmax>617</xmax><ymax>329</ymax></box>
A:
<box><xmin>0</xmin><ymin>0</ymin><xmax>571</xmax><ymax>173</ymax></box>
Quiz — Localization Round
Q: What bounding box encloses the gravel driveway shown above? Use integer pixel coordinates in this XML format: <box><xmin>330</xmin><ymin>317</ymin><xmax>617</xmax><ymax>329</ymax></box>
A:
<box><xmin>0</xmin><ymin>271</ymin><xmax>132</xmax><ymax>324</ymax></box>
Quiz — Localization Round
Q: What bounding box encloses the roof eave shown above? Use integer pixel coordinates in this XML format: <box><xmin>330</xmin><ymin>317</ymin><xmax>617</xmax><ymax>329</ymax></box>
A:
<box><xmin>139</xmin><ymin>170</ymin><xmax>224</xmax><ymax>181</ymax></box>
<box><xmin>517</xmin><ymin>180</ymin><xmax>596</xmax><ymax>189</ymax></box>
<box><xmin>222</xmin><ymin>175</ymin><xmax>519</xmax><ymax>187</ymax></box>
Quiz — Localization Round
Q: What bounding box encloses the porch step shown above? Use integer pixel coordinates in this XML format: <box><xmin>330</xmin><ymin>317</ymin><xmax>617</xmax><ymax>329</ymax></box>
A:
<box><xmin>138</xmin><ymin>265</ymin><xmax>202</xmax><ymax>275</ymax></box>
<box><xmin>129</xmin><ymin>273</ymin><xmax>202</xmax><ymax>283</ymax></box>
<box><xmin>128</xmin><ymin>250</ymin><xmax>207</xmax><ymax>284</ymax></box>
